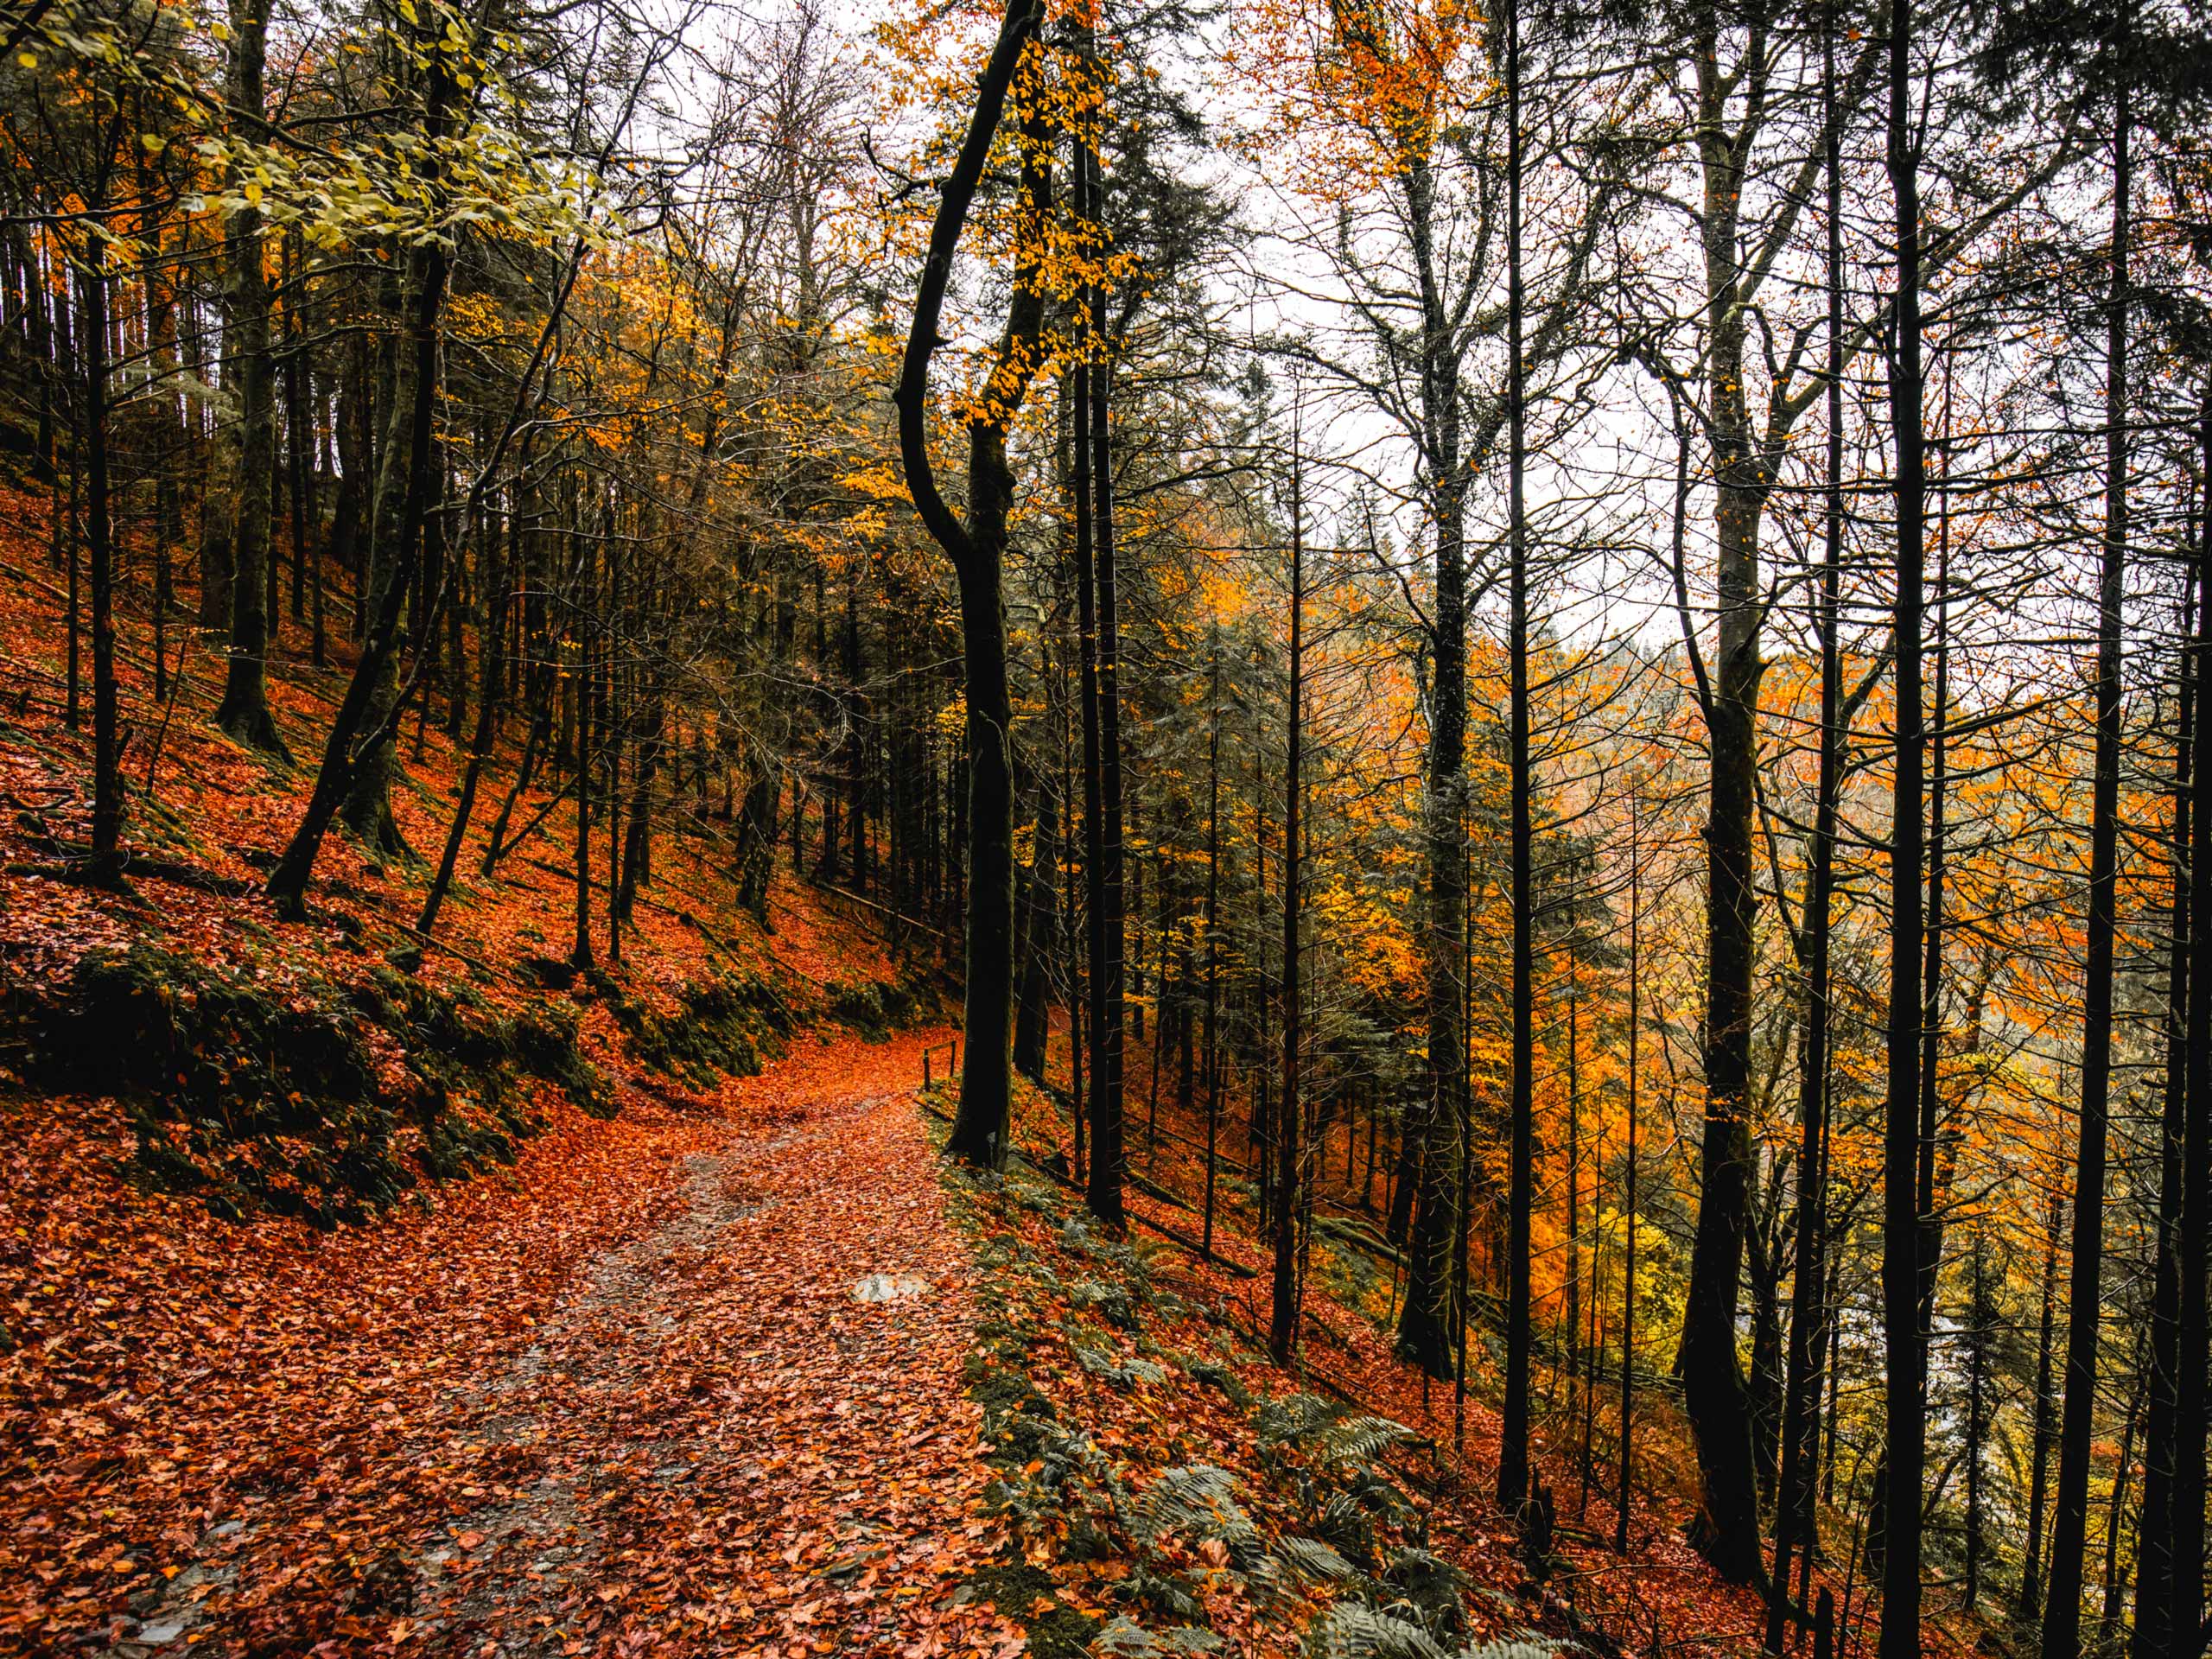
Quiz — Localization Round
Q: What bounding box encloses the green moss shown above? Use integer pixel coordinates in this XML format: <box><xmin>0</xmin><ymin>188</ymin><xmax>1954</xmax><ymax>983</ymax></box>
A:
<box><xmin>13</xmin><ymin>944</ymin><xmax>609</xmax><ymax>1224</ymax></box>
<box><xmin>956</xmin><ymin>1561</ymin><xmax>1101</xmax><ymax>1659</ymax></box>
<box><xmin>601</xmin><ymin>969</ymin><xmax>789</xmax><ymax>1088</ymax></box>
<box><xmin>828</xmin><ymin>976</ymin><xmax>918</xmax><ymax>1040</ymax></box>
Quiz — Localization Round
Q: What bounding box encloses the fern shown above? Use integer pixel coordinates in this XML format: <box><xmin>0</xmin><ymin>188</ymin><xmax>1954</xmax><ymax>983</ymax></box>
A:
<box><xmin>1098</xmin><ymin>1618</ymin><xmax>1227</xmax><ymax>1655</ymax></box>
<box><xmin>1457</xmin><ymin>1642</ymin><xmax>1556</xmax><ymax>1659</ymax></box>
<box><xmin>1305</xmin><ymin>1603</ymin><xmax>1449</xmax><ymax>1659</ymax></box>
<box><xmin>1075</xmin><ymin>1344</ymin><xmax>1171</xmax><ymax>1389</ymax></box>
<box><xmin>1138</xmin><ymin>1464</ymin><xmax>1262</xmax><ymax>1551</ymax></box>
<box><xmin>1319</xmin><ymin>1413</ymin><xmax>1417</xmax><ymax>1466</ymax></box>
<box><xmin>1257</xmin><ymin>1392</ymin><xmax>1342</xmax><ymax>1451</ymax></box>
<box><xmin>1273</xmin><ymin>1534</ymin><xmax>1357</xmax><ymax>1586</ymax></box>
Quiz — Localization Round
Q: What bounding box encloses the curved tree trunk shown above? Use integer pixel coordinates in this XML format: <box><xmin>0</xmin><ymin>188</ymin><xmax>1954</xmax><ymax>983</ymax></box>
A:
<box><xmin>893</xmin><ymin>0</ymin><xmax>1046</xmax><ymax>1168</ymax></box>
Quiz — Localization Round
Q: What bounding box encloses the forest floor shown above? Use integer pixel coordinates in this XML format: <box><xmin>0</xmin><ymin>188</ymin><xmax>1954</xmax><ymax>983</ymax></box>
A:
<box><xmin>1</xmin><ymin>1027</ymin><xmax>1053</xmax><ymax>1658</ymax></box>
<box><xmin>0</xmin><ymin>469</ymin><xmax>1880</xmax><ymax>1659</ymax></box>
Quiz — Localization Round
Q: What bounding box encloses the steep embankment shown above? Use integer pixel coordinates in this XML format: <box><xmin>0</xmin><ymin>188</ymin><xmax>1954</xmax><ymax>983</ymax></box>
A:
<box><xmin>0</xmin><ymin>461</ymin><xmax>933</xmax><ymax>1206</ymax></box>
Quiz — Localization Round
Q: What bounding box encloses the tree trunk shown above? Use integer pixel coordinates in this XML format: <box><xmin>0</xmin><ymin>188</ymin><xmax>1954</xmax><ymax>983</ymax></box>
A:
<box><xmin>1765</xmin><ymin>24</ymin><xmax>1846</xmax><ymax>1632</ymax></box>
<box><xmin>1014</xmin><ymin>798</ymin><xmax>1057</xmax><ymax>1081</ymax></box>
<box><xmin>2020</xmin><ymin>1187</ymin><xmax>2065</xmax><ymax>1619</ymax></box>
<box><xmin>1677</xmin><ymin>14</ymin><xmax>1772</xmax><ymax>1580</ymax></box>
<box><xmin>1617</xmin><ymin>794</ymin><xmax>1642</xmax><ymax>1557</ymax></box>
<box><xmin>2041</xmin><ymin>62</ymin><xmax>2128</xmax><ymax>1659</ymax></box>
<box><xmin>213</xmin><ymin>0</ymin><xmax>289</xmax><ymax>760</ymax></box>
<box><xmin>2164</xmin><ymin>391</ymin><xmax>2212</xmax><ymax>1659</ymax></box>
<box><xmin>1501</xmin><ymin>0</ymin><xmax>1535</xmax><ymax>1514</ymax></box>
<box><xmin>80</xmin><ymin>258</ymin><xmax>119</xmax><ymax>865</ymax></box>
<box><xmin>1084</xmin><ymin>123</ymin><xmax>1128</xmax><ymax>1222</ymax></box>
<box><xmin>892</xmin><ymin>0</ymin><xmax>1046</xmax><ymax>1167</ymax></box>
<box><xmin>1271</xmin><ymin>433</ymin><xmax>1304</xmax><ymax>1368</ymax></box>
<box><xmin>1398</xmin><ymin>315</ymin><xmax>1469</xmax><ymax>1378</ymax></box>
<box><xmin>1878</xmin><ymin>0</ymin><xmax>1929</xmax><ymax>1648</ymax></box>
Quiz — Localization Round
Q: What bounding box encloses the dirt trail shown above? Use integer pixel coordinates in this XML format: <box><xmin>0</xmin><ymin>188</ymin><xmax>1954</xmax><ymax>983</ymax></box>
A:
<box><xmin>403</xmin><ymin>1032</ymin><xmax>1020</xmax><ymax>1658</ymax></box>
<box><xmin>47</xmin><ymin>1027</ymin><xmax>1024</xmax><ymax>1659</ymax></box>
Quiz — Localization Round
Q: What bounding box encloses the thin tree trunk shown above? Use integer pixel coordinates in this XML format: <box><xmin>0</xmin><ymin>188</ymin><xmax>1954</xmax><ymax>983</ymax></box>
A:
<box><xmin>1766</xmin><ymin>22</ymin><xmax>1846</xmax><ymax>1628</ymax></box>
<box><xmin>2165</xmin><ymin>390</ymin><xmax>2212</xmax><ymax>1659</ymax></box>
<box><xmin>2133</xmin><ymin>437</ymin><xmax>2194</xmax><ymax>1659</ymax></box>
<box><xmin>1878</xmin><ymin>0</ymin><xmax>1929</xmax><ymax>1643</ymax></box>
<box><xmin>80</xmin><ymin>258</ymin><xmax>119</xmax><ymax>865</ymax></box>
<box><xmin>1617</xmin><ymin>792</ymin><xmax>1641</xmax><ymax>1556</ymax></box>
<box><xmin>1501</xmin><ymin>0</ymin><xmax>1535</xmax><ymax>1510</ymax></box>
<box><xmin>1202</xmin><ymin>636</ymin><xmax>1222</xmax><ymax>1255</ymax></box>
<box><xmin>2020</xmin><ymin>1187</ymin><xmax>2066</xmax><ymax>1619</ymax></box>
<box><xmin>1084</xmin><ymin>119</ymin><xmax>1128</xmax><ymax>1218</ymax></box>
<box><xmin>2042</xmin><ymin>56</ymin><xmax>2129</xmax><ymax>1659</ymax></box>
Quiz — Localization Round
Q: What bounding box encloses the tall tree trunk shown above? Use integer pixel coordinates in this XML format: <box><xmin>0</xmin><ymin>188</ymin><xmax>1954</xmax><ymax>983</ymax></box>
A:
<box><xmin>1678</xmin><ymin>10</ymin><xmax>1770</xmax><ymax>1580</ymax></box>
<box><xmin>2020</xmin><ymin>1187</ymin><xmax>2065</xmax><ymax>1619</ymax></box>
<box><xmin>1202</xmin><ymin>637</ymin><xmax>1223</xmax><ymax>1255</ymax></box>
<box><xmin>572</xmin><ymin>545</ymin><xmax>596</xmax><ymax>974</ymax></box>
<box><xmin>1397</xmin><ymin>150</ymin><xmax>1469</xmax><ymax>1378</ymax></box>
<box><xmin>213</xmin><ymin>0</ymin><xmax>289</xmax><ymax>759</ymax></box>
<box><xmin>1617</xmin><ymin>792</ymin><xmax>1641</xmax><ymax>1557</ymax></box>
<box><xmin>1878</xmin><ymin>0</ymin><xmax>1929</xmax><ymax>1648</ymax></box>
<box><xmin>283</xmin><ymin>233</ymin><xmax>310</xmax><ymax>628</ymax></box>
<box><xmin>1501</xmin><ymin>0</ymin><xmax>1535</xmax><ymax>1515</ymax></box>
<box><xmin>2133</xmin><ymin>432</ymin><xmax>2194</xmax><ymax>1659</ymax></box>
<box><xmin>893</xmin><ymin>0</ymin><xmax>1046</xmax><ymax>1167</ymax></box>
<box><xmin>1074</xmin><ymin>325</ymin><xmax>1104</xmax><ymax>1194</ymax></box>
<box><xmin>2042</xmin><ymin>58</ymin><xmax>2128</xmax><ymax>1659</ymax></box>
<box><xmin>80</xmin><ymin>257</ymin><xmax>119</xmax><ymax>865</ymax></box>
<box><xmin>1964</xmin><ymin>1233</ymin><xmax>1990</xmax><ymax>1612</ymax></box>
<box><xmin>1767</xmin><ymin>22</ymin><xmax>1847</xmax><ymax>1624</ymax></box>
<box><xmin>1271</xmin><ymin>435</ymin><xmax>1304</xmax><ymax>1367</ymax></box>
<box><xmin>2165</xmin><ymin>391</ymin><xmax>2212</xmax><ymax>1659</ymax></box>
<box><xmin>1084</xmin><ymin>118</ymin><xmax>1128</xmax><ymax>1222</ymax></box>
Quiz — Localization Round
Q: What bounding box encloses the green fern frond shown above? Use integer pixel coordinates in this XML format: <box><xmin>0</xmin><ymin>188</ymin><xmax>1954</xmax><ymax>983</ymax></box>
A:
<box><xmin>1319</xmin><ymin>1413</ymin><xmax>1416</xmax><ymax>1466</ymax></box>
<box><xmin>1257</xmin><ymin>1392</ymin><xmax>1342</xmax><ymax>1449</ymax></box>
<box><xmin>1274</xmin><ymin>1534</ymin><xmax>1357</xmax><ymax>1586</ymax></box>
<box><xmin>1304</xmin><ymin>1603</ymin><xmax>1449</xmax><ymax>1659</ymax></box>
<box><xmin>1138</xmin><ymin>1464</ymin><xmax>1261</xmax><ymax>1549</ymax></box>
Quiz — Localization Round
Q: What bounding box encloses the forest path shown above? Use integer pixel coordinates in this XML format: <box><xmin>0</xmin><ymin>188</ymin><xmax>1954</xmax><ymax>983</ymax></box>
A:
<box><xmin>404</xmin><ymin>1027</ymin><xmax>1014</xmax><ymax>1659</ymax></box>
<box><xmin>86</xmin><ymin>1026</ymin><xmax>1025</xmax><ymax>1659</ymax></box>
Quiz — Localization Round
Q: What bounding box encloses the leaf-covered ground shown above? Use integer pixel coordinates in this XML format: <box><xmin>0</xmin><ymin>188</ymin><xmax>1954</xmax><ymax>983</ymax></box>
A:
<box><xmin>929</xmin><ymin>1079</ymin><xmax>1812</xmax><ymax>1659</ymax></box>
<box><xmin>0</xmin><ymin>472</ymin><xmax>1882</xmax><ymax>1659</ymax></box>
<box><xmin>1</xmin><ymin>1027</ymin><xmax>1052</xmax><ymax>1659</ymax></box>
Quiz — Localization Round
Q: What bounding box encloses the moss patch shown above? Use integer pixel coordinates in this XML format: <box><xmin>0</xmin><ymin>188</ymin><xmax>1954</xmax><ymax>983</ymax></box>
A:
<box><xmin>955</xmin><ymin>1561</ymin><xmax>1100</xmax><ymax>1659</ymax></box>
<box><xmin>8</xmin><ymin>943</ymin><xmax>610</xmax><ymax>1224</ymax></box>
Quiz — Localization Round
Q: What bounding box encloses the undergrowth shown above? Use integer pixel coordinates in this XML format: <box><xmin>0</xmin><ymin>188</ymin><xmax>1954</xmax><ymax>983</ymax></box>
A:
<box><xmin>934</xmin><ymin>1107</ymin><xmax>1580</xmax><ymax>1659</ymax></box>
<box><xmin>0</xmin><ymin>925</ymin><xmax>931</xmax><ymax>1228</ymax></box>
<box><xmin>2</xmin><ymin>941</ymin><xmax>610</xmax><ymax>1225</ymax></box>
